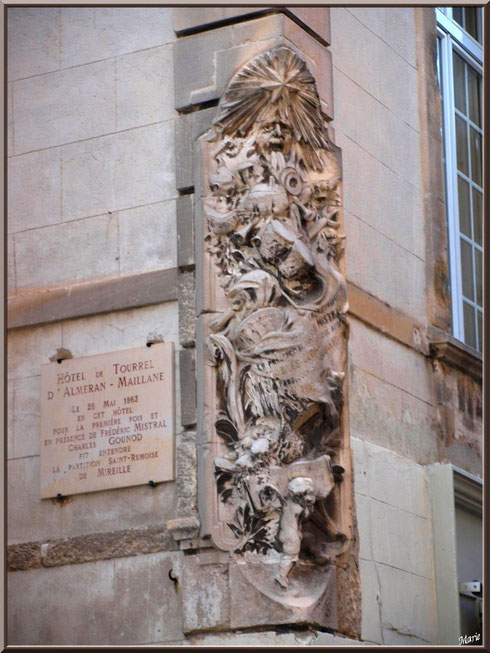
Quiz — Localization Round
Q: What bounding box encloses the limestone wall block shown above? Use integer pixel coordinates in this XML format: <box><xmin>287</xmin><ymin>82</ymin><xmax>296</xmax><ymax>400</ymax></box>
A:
<box><xmin>60</xmin><ymin>303</ymin><xmax>179</xmax><ymax>359</ymax></box>
<box><xmin>376</xmin><ymin>563</ymin><xmax>436</xmax><ymax>642</ymax></box>
<box><xmin>11</xmin><ymin>375</ymin><xmax>41</xmax><ymax>459</ymax></box>
<box><xmin>13</xmin><ymin>60</ymin><xmax>116</xmax><ymax>154</ymax></box>
<box><xmin>60</xmin><ymin>7</ymin><xmax>175</xmax><ymax>69</ymax></box>
<box><xmin>181</xmin><ymin>555</ymin><xmax>230</xmax><ymax>632</ymax></box>
<box><xmin>61</xmin><ymin>122</ymin><xmax>176</xmax><ymax>222</ymax></box>
<box><xmin>8</xmin><ymin>559</ymin><xmax>115</xmax><ymax>644</ymax></box>
<box><xmin>337</xmin><ymin>134</ymin><xmax>425</xmax><ymax>261</ymax></box>
<box><xmin>358</xmin><ymin>559</ymin><xmax>383</xmax><ymax>644</ymax></box>
<box><xmin>365</xmin><ymin>441</ymin><xmax>429</xmax><ymax>517</ymax></box>
<box><xmin>345</xmin><ymin>208</ymin><xmax>427</xmax><ymax>320</ymax></box>
<box><xmin>8</xmin><ymin>322</ymin><xmax>62</xmax><ymax>380</ymax></box>
<box><xmin>116</xmin><ymin>45</ymin><xmax>176</xmax><ymax>131</ymax></box>
<box><xmin>345</xmin><ymin>7</ymin><xmax>418</xmax><ymax>67</ymax></box>
<box><xmin>118</xmin><ymin>200</ymin><xmax>177</xmax><ymax>274</ymax></box>
<box><xmin>8</xmin><ymin>457</ymin><xmax>63</xmax><ymax>544</ymax></box>
<box><xmin>113</xmin><ymin>552</ymin><xmax>183</xmax><ymax>643</ymax></box>
<box><xmin>8</xmin><ymin>83</ymin><xmax>14</xmax><ymax>157</ymax></box>
<box><xmin>351</xmin><ymin>437</ymin><xmax>368</xmax><ymax>497</ymax></box>
<box><xmin>15</xmin><ymin>214</ymin><xmax>119</xmax><ymax>291</ymax></box>
<box><xmin>333</xmin><ymin>70</ymin><xmax>422</xmax><ymax>191</ymax></box>
<box><xmin>8</xmin><ymin>8</ymin><xmax>61</xmax><ymax>81</ymax></box>
<box><xmin>330</xmin><ymin>8</ymin><xmax>419</xmax><ymax>130</ymax></box>
<box><xmin>8</xmin><ymin>148</ymin><xmax>61</xmax><ymax>234</ymax></box>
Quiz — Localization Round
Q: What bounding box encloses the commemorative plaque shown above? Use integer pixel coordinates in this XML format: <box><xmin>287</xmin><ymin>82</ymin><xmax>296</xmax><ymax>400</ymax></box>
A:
<box><xmin>40</xmin><ymin>343</ymin><xmax>175</xmax><ymax>498</ymax></box>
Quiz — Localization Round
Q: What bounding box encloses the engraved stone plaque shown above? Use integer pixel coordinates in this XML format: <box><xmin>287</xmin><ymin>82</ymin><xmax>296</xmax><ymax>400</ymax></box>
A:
<box><xmin>40</xmin><ymin>343</ymin><xmax>175</xmax><ymax>498</ymax></box>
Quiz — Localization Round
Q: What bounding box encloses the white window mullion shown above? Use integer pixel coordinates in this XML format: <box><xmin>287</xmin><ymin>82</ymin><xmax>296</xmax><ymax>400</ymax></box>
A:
<box><xmin>440</xmin><ymin>31</ymin><xmax>465</xmax><ymax>341</ymax></box>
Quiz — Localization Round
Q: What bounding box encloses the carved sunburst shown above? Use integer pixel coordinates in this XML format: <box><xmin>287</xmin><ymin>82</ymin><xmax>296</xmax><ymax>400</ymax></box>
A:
<box><xmin>212</xmin><ymin>47</ymin><xmax>330</xmax><ymax>153</ymax></box>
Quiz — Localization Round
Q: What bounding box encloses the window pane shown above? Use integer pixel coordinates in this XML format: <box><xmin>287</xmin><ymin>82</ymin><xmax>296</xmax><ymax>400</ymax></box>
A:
<box><xmin>475</xmin><ymin>249</ymin><xmax>482</xmax><ymax>307</ymax></box>
<box><xmin>453</xmin><ymin>7</ymin><xmax>463</xmax><ymax>27</ymax></box>
<box><xmin>463</xmin><ymin>302</ymin><xmax>477</xmax><ymax>349</ymax></box>
<box><xmin>455</xmin><ymin>115</ymin><xmax>469</xmax><ymax>175</ymax></box>
<box><xmin>470</xmin><ymin>127</ymin><xmax>482</xmax><ymax>186</ymax></box>
<box><xmin>473</xmin><ymin>188</ymin><xmax>482</xmax><ymax>246</ymax></box>
<box><xmin>457</xmin><ymin>176</ymin><xmax>472</xmax><ymax>238</ymax></box>
<box><xmin>467</xmin><ymin>67</ymin><xmax>481</xmax><ymax>127</ymax></box>
<box><xmin>452</xmin><ymin>52</ymin><xmax>466</xmax><ymax>114</ymax></box>
<box><xmin>460</xmin><ymin>238</ymin><xmax>474</xmax><ymax>301</ymax></box>
<box><xmin>464</xmin><ymin>8</ymin><xmax>479</xmax><ymax>42</ymax></box>
<box><xmin>477</xmin><ymin>311</ymin><xmax>482</xmax><ymax>353</ymax></box>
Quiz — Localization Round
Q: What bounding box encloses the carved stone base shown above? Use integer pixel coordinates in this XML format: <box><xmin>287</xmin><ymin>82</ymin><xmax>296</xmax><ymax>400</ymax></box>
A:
<box><xmin>229</xmin><ymin>559</ymin><xmax>337</xmax><ymax>630</ymax></box>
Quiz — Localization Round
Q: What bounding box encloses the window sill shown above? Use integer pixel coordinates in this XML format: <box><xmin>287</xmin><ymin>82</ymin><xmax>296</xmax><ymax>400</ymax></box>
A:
<box><xmin>429</xmin><ymin>334</ymin><xmax>482</xmax><ymax>382</ymax></box>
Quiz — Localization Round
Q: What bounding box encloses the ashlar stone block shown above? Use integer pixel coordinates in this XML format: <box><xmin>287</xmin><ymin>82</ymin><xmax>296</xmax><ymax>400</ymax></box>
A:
<box><xmin>116</xmin><ymin>45</ymin><xmax>176</xmax><ymax>131</ymax></box>
<box><xmin>8</xmin><ymin>148</ymin><xmax>61</xmax><ymax>234</ymax></box>
<box><xmin>61</xmin><ymin>7</ymin><xmax>175</xmax><ymax>68</ymax></box>
<box><xmin>181</xmin><ymin>555</ymin><xmax>230</xmax><ymax>632</ymax></box>
<box><xmin>8</xmin><ymin>8</ymin><xmax>61</xmax><ymax>81</ymax></box>
<box><xmin>118</xmin><ymin>200</ymin><xmax>177</xmax><ymax>275</ymax></box>
<box><xmin>15</xmin><ymin>214</ymin><xmax>119</xmax><ymax>291</ymax></box>
<box><xmin>13</xmin><ymin>60</ymin><xmax>116</xmax><ymax>153</ymax></box>
<box><xmin>62</xmin><ymin>121</ymin><xmax>176</xmax><ymax>222</ymax></box>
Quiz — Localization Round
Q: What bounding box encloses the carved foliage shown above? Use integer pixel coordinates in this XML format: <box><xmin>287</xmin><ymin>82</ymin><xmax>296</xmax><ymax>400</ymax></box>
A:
<box><xmin>203</xmin><ymin>47</ymin><xmax>348</xmax><ymax>590</ymax></box>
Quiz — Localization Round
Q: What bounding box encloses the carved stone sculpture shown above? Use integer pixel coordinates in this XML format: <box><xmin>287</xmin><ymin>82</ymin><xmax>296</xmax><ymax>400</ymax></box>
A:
<box><xmin>198</xmin><ymin>47</ymin><xmax>351</xmax><ymax>622</ymax></box>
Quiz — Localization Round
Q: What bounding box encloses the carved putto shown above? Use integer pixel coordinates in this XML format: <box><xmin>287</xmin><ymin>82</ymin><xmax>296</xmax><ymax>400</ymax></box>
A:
<box><xmin>202</xmin><ymin>47</ymin><xmax>349</xmax><ymax>596</ymax></box>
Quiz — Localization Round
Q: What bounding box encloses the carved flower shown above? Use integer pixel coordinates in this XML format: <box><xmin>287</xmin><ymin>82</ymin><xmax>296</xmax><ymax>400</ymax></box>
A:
<box><xmin>280</xmin><ymin>167</ymin><xmax>304</xmax><ymax>196</ymax></box>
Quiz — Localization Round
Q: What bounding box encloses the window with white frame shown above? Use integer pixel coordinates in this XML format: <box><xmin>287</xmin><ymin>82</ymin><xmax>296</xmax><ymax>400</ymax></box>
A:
<box><xmin>436</xmin><ymin>7</ymin><xmax>483</xmax><ymax>352</ymax></box>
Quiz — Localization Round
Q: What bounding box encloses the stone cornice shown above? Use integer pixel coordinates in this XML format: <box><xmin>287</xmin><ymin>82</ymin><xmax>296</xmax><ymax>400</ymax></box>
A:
<box><xmin>429</xmin><ymin>334</ymin><xmax>482</xmax><ymax>382</ymax></box>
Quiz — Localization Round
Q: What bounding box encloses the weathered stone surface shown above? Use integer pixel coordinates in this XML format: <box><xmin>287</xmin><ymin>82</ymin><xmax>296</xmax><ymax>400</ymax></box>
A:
<box><xmin>229</xmin><ymin>561</ymin><xmax>338</xmax><ymax>630</ymax></box>
<box><xmin>60</xmin><ymin>7</ymin><xmax>175</xmax><ymax>68</ymax></box>
<box><xmin>7</xmin><ymin>542</ymin><xmax>42</xmax><ymax>571</ymax></box>
<box><xmin>8</xmin><ymin>148</ymin><xmax>61</xmax><ymax>233</ymax></box>
<box><xmin>8</xmin><ymin>527</ymin><xmax>176</xmax><ymax>571</ymax></box>
<box><xmin>116</xmin><ymin>45</ymin><xmax>176</xmax><ymax>131</ymax></box>
<box><xmin>377</xmin><ymin>563</ymin><xmax>436</xmax><ymax>643</ymax></box>
<box><xmin>8</xmin><ymin>269</ymin><xmax>179</xmax><ymax>331</ymax></box>
<box><xmin>7</xmin><ymin>456</ymin><xmax>177</xmax><ymax>544</ymax></box>
<box><xmin>8</xmin><ymin>559</ymin><xmax>115</xmax><ymax>644</ymax></box>
<box><xmin>61</xmin><ymin>122</ymin><xmax>175</xmax><ymax>221</ymax></box>
<box><xmin>13</xmin><ymin>60</ymin><xmax>116</xmax><ymax>154</ymax></box>
<box><xmin>15</xmin><ymin>214</ymin><xmax>119</xmax><ymax>291</ymax></box>
<box><xmin>119</xmin><ymin>200</ymin><xmax>177</xmax><ymax>274</ymax></box>
<box><xmin>185</xmin><ymin>630</ymin><xmax>360</xmax><ymax>646</ymax></box>
<box><xmin>175</xmin><ymin>430</ymin><xmax>198</xmax><ymax>516</ymax></box>
<box><xmin>176</xmin><ymin>194</ymin><xmax>195</xmax><ymax>268</ymax></box>
<box><xmin>8</xmin><ymin>8</ymin><xmax>60</xmax><ymax>81</ymax></box>
<box><xmin>178</xmin><ymin>270</ymin><xmax>196</xmax><ymax>347</ymax></box>
<box><xmin>181</xmin><ymin>555</ymin><xmax>230</xmax><ymax>632</ymax></box>
<box><xmin>358</xmin><ymin>558</ymin><xmax>383</xmax><ymax>644</ymax></box>
<box><xmin>179</xmin><ymin>349</ymin><xmax>196</xmax><ymax>426</ymax></box>
<box><xmin>113</xmin><ymin>552</ymin><xmax>183</xmax><ymax>644</ymax></box>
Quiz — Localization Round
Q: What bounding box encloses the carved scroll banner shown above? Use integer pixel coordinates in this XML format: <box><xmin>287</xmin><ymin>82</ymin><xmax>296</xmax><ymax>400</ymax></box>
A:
<box><xmin>197</xmin><ymin>47</ymin><xmax>352</xmax><ymax>627</ymax></box>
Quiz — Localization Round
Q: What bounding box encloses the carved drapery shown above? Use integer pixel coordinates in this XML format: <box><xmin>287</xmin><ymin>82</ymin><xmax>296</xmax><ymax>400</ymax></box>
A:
<box><xmin>198</xmin><ymin>47</ymin><xmax>351</xmax><ymax>610</ymax></box>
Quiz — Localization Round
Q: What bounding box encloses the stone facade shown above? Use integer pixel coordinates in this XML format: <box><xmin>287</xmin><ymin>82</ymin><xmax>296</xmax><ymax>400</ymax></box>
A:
<box><xmin>7</xmin><ymin>6</ymin><xmax>482</xmax><ymax>647</ymax></box>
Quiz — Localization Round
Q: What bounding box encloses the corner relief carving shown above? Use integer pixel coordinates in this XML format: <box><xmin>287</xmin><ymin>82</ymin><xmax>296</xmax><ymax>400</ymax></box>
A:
<box><xmin>197</xmin><ymin>47</ymin><xmax>352</xmax><ymax>621</ymax></box>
